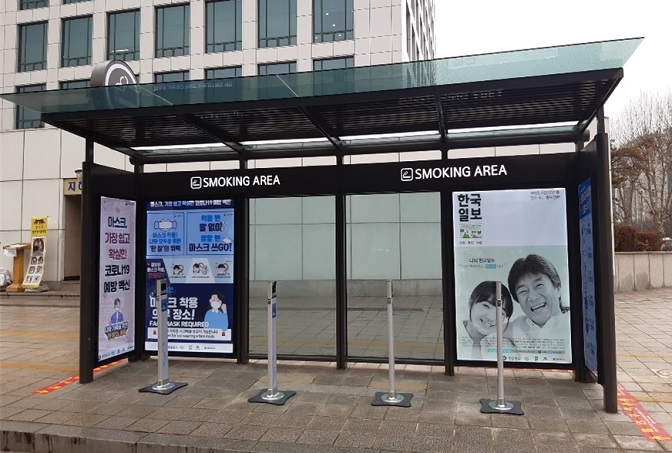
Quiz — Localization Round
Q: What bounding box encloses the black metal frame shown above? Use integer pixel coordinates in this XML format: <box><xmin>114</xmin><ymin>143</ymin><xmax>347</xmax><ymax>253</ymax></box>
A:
<box><xmin>37</xmin><ymin>55</ymin><xmax>623</xmax><ymax>412</ymax></box>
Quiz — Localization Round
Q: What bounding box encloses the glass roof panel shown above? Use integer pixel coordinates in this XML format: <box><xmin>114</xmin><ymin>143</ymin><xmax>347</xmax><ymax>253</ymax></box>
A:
<box><xmin>1</xmin><ymin>38</ymin><xmax>642</xmax><ymax>114</ymax></box>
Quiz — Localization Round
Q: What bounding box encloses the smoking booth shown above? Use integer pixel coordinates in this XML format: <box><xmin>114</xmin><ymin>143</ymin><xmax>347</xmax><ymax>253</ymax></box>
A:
<box><xmin>1</xmin><ymin>38</ymin><xmax>642</xmax><ymax>413</ymax></box>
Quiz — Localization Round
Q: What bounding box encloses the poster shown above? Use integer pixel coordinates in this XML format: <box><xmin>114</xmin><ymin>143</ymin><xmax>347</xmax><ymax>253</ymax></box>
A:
<box><xmin>23</xmin><ymin>216</ymin><xmax>47</xmax><ymax>289</ymax></box>
<box><xmin>453</xmin><ymin>188</ymin><xmax>572</xmax><ymax>364</ymax></box>
<box><xmin>98</xmin><ymin>197</ymin><xmax>136</xmax><ymax>362</ymax></box>
<box><xmin>145</xmin><ymin>199</ymin><xmax>234</xmax><ymax>355</ymax></box>
<box><xmin>579</xmin><ymin>179</ymin><xmax>598</xmax><ymax>376</ymax></box>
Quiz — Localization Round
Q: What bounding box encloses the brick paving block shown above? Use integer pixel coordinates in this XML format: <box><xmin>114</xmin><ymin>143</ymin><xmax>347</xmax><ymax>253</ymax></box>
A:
<box><xmin>571</xmin><ymin>432</ymin><xmax>618</xmax><ymax>449</ymax></box>
<box><xmin>126</xmin><ymin>417</ymin><xmax>171</xmax><ymax>433</ymax></box>
<box><xmin>333</xmin><ymin>431</ymin><xmax>375</xmax><ymax>449</ymax></box>
<box><xmin>190</xmin><ymin>422</ymin><xmax>233</xmax><ymax>438</ymax></box>
<box><xmin>224</xmin><ymin>423</ymin><xmax>268</xmax><ymax>441</ymax></box>
<box><xmin>295</xmin><ymin>429</ymin><xmax>339</xmax><ymax>446</ymax></box>
<box><xmin>612</xmin><ymin>435</ymin><xmax>664</xmax><ymax>451</ymax></box>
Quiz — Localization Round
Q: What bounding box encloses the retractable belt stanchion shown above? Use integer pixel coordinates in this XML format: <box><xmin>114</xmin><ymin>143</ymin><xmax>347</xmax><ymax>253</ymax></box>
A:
<box><xmin>139</xmin><ymin>279</ymin><xmax>187</xmax><ymax>395</ymax></box>
<box><xmin>372</xmin><ymin>280</ymin><xmax>413</xmax><ymax>407</ymax></box>
<box><xmin>249</xmin><ymin>281</ymin><xmax>296</xmax><ymax>405</ymax></box>
<box><xmin>480</xmin><ymin>281</ymin><xmax>523</xmax><ymax>415</ymax></box>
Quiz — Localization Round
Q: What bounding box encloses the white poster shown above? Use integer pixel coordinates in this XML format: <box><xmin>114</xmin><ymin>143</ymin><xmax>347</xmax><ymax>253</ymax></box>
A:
<box><xmin>98</xmin><ymin>197</ymin><xmax>136</xmax><ymax>362</ymax></box>
<box><xmin>453</xmin><ymin>188</ymin><xmax>572</xmax><ymax>364</ymax></box>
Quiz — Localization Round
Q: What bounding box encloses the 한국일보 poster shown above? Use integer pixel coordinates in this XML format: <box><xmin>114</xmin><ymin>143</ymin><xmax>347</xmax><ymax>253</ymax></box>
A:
<box><xmin>98</xmin><ymin>197</ymin><xmax>136</xmax><ymax>362</ymax></box>
<box><xmin>145</xmin><ymin>199</ymin><xmax>234</xmax><ymax>355</ymax></box>
<box><xmin>453</xmin><ymin>188</ymin><xmax>572</xmax><ymax>365</ymax></box>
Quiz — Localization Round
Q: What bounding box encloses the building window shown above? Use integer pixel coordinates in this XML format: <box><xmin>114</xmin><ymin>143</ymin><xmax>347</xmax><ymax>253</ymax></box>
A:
<box><xmin>206</xmin><ymin>0</ymin><xmax>242</xmax><ymax>53</ymax></box>
<box><xmin>108</xmin><ymin>10</ymin><xmax>140</xmax><ymax>61</ymax></box>
<box><xmin>15</xmin><ymin>84</ymin><xmax>45</xmax><ymax>129</ymax></box>
<box><xmin>258</xmin><ymin>61</ymin><xmax>296</xmax><ymax>75</ymax></box>
<box><xmin>155</xmin><ymin>71</ymin><xmax>189</xmax><ymax>83</ymax></box>
<box><xmin>313</xmin><ymin>56</ymin><xmax>353</xmax><ymax>71</ymax></box>
<box><xmin>60</xmin><ymin>80</ymin><xmax>90</xmax><ymax>89</ymax></box>
<box><xmin>313</xmin><ymin>0</ymin><xmax>353</xmax><ymax>43</ymax></box>
<box><xmin>18</xmin><ymin>22</ymin><xmax>47</xmax><ymax>72</ymax></box>
<box><xmin>156</xmin><ymin>4</ymin><xmax>190</xmax><ymax>57</ymax></box>
<box><xmin>205</xmin><ymin>67</ymin><xmax>242</xmax><ymax>79</ymax></box>
<box><xmin>62</xmin><ymin>16</ymin><xmax>92</xmax><ymax>67</ymax></box>
<box><xmin>258</xmin><ymin>0</ymin><xmax>296</xmax><ymax>48</ymax></box>
<box><xmin>19</xmin><ymin>0</ymin><xmax>48</xmax><ymax>10</ymax></box>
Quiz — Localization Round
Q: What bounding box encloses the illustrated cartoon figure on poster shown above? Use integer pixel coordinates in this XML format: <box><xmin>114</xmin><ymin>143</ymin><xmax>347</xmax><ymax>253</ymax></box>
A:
<box><xmin>30</xmin><ymin>256</ymin><xmax>38</xmax><ymax>265</ymax></box>
<box><xmin>37</xmin><ymin>256</ymin><xmax>44</xmax><ymax>265</ymax></box>
<box><xmin>217</xmin><ymin>263</ymin><xmax>228</xmax><ymax>275</ymax></box>
<box><xmin>105</xmin><ymin>297</ymin><xmax>129</xmax><ymax>340</ymax></box>
<box><xmin>32</xmin><ymin>238</ymin><xmax>44</xmax><ymax>253</ymax></box>
<box><xmin>28</xmin><ymin>266</ymin><xmax>36</xmax><ymax>274</ymax></box>
<box><xmin>172</xmin><ymin>264</ymin><xmax>184</xmax><ymax>276</ymax></box>
<box><xmin>110</xmin><ymin>297</ymin><xmax>125</xmax><ymax>324</ymax></box>
<box><xmin>204</xmin><ymin>292</ymin><xmax>228</xmax><ymax>331</ymax></box>
<box><xmin>192</xmin><ymin>262</ymin><xmax>208</xmax><ymax>275</ymax></box>
<box><xmin>459</xmin><ymin>280</ymin><xmax>514</xmax><ymax>360</ymax></box>
<box><xmin>507</xmin><ymin>254</ymin><xmax>570</xmax><ymax>340</ymax></box>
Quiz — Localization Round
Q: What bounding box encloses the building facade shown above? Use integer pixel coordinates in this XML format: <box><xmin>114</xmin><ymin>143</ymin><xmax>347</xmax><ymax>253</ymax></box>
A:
<box><xmin>0</xmin><ymin>0</ymin><xmax>436</xmax><ymax>285</ymax></box>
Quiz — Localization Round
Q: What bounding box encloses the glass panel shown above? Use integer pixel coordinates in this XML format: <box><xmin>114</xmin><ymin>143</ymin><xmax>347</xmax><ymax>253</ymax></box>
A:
<box><xmin>16</xmin><ymin>84</ymin><xmax>45</xmax><ymax>129</ymax></box>
<box><xmin>3</xmin><ymin>38</ymin><xmax>643</xmax><ymax>115</ymax></box>
<box><xmin>313</xmin><ymin>0</ymin><xmax>353</xmax><ymax>43</ymax></box>
<box><xmin>18</xmin><ymin>23</ymin><xmax>47</xmax><ymax>72</ymax></box>
<box><xmin>205</xmin><ymin>67</ymin><xmax>242</xmax><ymax>79</ymax></box>
<box><xmin>62</xmin><ymin>16</ymin><xmax>92</xmax><ymax>67</ymax></box>
<box><xmin>206</xmin><ymin>0</ymin><xmax>242</xmax><ymax>53</ymax></box>
<box><xmin>20</xmin><ymin>0</ymin><xmax>48</xmax><ymax>9</ymax></box>
<box><xmin>155</xmin><ymin>71</ymin><xmax>190</xmax><ymax>83</ymax></box>
<box><xmin>258</xmin><ymin>0</ymin><xmax>296</xmax><ymax>48</ymax></box>
<box><xmin>250</xmin><ymin>196</ymin><xmax>336</xmax><ymax>357</ymax></box>
<box><xmin>63</xmin><ymin>0</ymin><xmax>88</xmax><ymax>3</ymax></box>
<box><xmin>347</xmin><ymin>193</ymin><xmax>443</xmax><ymax>360</ymax></box>
<box><xmin>108</xmin><ymin>10</ymin><xmax>140</xmax><ymax>61</ymax></box>
<box><xmin>156</xmin><ymin>5</ymin><xmax>190</xmax><ymax>57</ymax></box>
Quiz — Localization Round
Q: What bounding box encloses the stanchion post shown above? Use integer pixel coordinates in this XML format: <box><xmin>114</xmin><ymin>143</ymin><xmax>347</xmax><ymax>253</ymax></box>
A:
<box><xmin>480</xmin><ymin>281</ymin><xmax>523</xmax><ymax>415</ymax></box>
<box><xmin>139</xmin><ymin>279</ymin><xmax>187</xmax><ymax>394</ymax></box>
<box><xmin>249</xmin><ymin>281</ymin><xmax>296</xmax><ymax>405</ymax></box>
<box><xmin>372</xmin><ymin>280</ymin><xmax>413</xmax><ymax>407</ymax></box>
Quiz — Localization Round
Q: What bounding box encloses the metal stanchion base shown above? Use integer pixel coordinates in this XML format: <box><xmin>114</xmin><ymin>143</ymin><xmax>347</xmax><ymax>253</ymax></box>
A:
<box><xmin>479</xmin><ymin>398</ymin><xmax>524</xmax><ymax>415</ymax></box>
<box><xmin>138</xmin><ymin>381</ymin><xmax>188</xmax><ymax>395</ymax></box>
<box><xmin>248</xmin><ymin>389</ymin><xmax>296</xmax><ymax>406</ymax></box>
<box><xmin>371</xmin><ymin>391</ymin><xmax>413</xmax><ymax>407</ymax></box>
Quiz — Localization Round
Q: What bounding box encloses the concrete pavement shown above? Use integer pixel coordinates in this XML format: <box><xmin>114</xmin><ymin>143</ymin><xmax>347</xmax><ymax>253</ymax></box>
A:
<box><xmin>1</xmin><ymin>288</ymin><xmax>671</xmax><ymax>452</ymax></box>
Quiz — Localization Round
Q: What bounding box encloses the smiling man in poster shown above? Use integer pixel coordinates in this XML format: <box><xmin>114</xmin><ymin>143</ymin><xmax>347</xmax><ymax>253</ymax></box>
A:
<box><xmin>453</xmin><ymin>188</ymin><xmax>571</xmax><ymax>364</ymax></box>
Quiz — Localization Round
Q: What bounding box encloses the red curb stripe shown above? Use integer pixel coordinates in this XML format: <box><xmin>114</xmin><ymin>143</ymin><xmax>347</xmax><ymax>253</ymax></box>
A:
<box><xmin>33</xmin><ymin>360</ymin><xmax>126</xmax><ymax>395</ymax></box>
<box><xmin>617</xmin><ymin>382</ymin><xmax>672</xmax><ymax>441</ymax></box>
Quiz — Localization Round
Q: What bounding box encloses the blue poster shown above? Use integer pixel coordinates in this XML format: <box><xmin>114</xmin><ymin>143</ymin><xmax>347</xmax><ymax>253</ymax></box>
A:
<box><xmin>145</xmin><ymin>199</ymin><xmax>234</xmax><ymax>354</ymax></box>
<box><xmin>579</xmin><ymin>179</ymin><xmax>598</xmax><ymax>376</ymax></box>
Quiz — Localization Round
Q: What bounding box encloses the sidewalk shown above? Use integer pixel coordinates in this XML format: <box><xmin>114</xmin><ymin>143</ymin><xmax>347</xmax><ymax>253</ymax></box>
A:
<box><xmin>1</xmin><ymin>288</ymin><xmax>672</xmax><ymax>452</ymax></box>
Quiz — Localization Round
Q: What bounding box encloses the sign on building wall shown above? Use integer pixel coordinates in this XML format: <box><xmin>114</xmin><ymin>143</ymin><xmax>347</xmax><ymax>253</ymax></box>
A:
<box><xmin>98</xmin><ymin>197</ymin><xmax>136</xmax><ymax>362</ymax></box>
<box><xmin>145</xmin><ymin>199</ymin><xmax>235</xmax><ymax>355</ymax></box>
<box><xmin>23</xmin><ymin>216</ymin><xmax>48</xmax><ymax>289</ymax></box>
<box><xmin>453</xmin><ymin>188</ymin><xmax>572</xmax><ymax>365</ymax></box>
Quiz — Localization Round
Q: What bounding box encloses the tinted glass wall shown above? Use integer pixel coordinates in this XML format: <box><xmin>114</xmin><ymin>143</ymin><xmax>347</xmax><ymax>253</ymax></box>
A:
<box><xmin>346</xmin><ymin>193</ymin><xmax>443</xmax><ymax>361</ymax></box>
<box><xmin>249</xmin><ymin>197</ymin><xmax>336</xmax><ymax>357</ymax></box>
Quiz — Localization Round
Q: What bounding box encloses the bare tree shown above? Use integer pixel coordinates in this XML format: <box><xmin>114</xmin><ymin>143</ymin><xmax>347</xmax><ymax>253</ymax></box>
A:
<box><xmin>611</xmin><ymin>92</ymin><xmax>672</xmax><ymax>235</ymax></box>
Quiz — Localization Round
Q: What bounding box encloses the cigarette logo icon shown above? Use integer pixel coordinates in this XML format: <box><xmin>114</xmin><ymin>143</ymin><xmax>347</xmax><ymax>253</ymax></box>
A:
<box><xmin>190</xmin><ymin>176</ymin><xmax>202</xmax><ymax>189</ymax></box>
<box><xmin>401</xmin><ymin>168</ymin><xmax>413</xmax><ymax>181</ymax></box>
